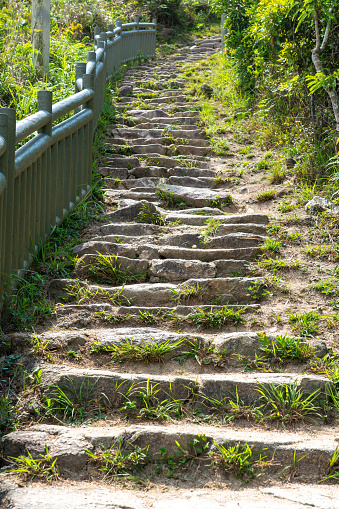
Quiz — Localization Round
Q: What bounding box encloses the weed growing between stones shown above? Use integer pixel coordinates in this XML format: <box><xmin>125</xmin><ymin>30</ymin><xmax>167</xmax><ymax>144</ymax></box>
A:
<box><xmin>258</xmin><ymin>333</ymin><xmax>317</xmax><ymax>364</ymax></box>
<box><xmin>44</xmin><ymin>376</ymin><xmax>107</xmax><ymax>424</ymax></box>
<box><xmin>86</xmin><ymin>438</ymin><xmax>149</xmax><ymax>484</ymax></box>
<box><xmin>256</xmin><ymin>190</ymin><xmax>275</xmax><ymax>202</ymax></box>
<box><xmin>170</xmin><ymin>282</ymin><xmax>201</xmax><ymax>304</ymax></box>
<box><xmin>287</xmin><ymin>310</ymin><xmax>321</xmax><ymax>338</ymax></box>
<box><xmin>90</xmin><ymin>338</ymin><xmax>184</xmax><ymax>363</ymax></box>
<box><xmin>187</xmin><ymin>306</ymin><xmax>247</xmax><ymax>329</ymax></box>
<box><xmin>135</xmin><ymin>202</ymin><xmax>166</xmax><ymax>225</ymax></box>
<box><xmin>155</xmin><ymin>187</ymin><xmax>187</xmax><ymax>208</ymax></box>
<box><xmin>0</xmin><ymin>396</ymin><xmax>19</xmax><ymax>436</ymax></box>
<box><xmin>258</xmin><ymin>257</ymin><xmax>304</xmax><ymax>272</ymax></box>
<box><xmin>256</xmin><ymin>382</ymin><xmax>323</xmax><ymax>425</ymax></box>
<box><xmin>200</xmin><ymin>217</ymin><xmax>220</xmax><ymax>244</ymax></box>
<box><xmin>86</xmin><ymin>254</ymin><xmax>146</xmax><ymax>285</ymax></box>
<box><xmin>8</xmin><ymin>446</ymin><xmax>59</xmax><ymax>482</ymax></box>
<box><xmin>210</xmin><ymin>441</ymin><xmax>269</xmax><ymax>484</ymax></box>
<box><xmin>65</xmin><ymin>281</ymin><xmax>132</xmax><ymax>306</ymax></box>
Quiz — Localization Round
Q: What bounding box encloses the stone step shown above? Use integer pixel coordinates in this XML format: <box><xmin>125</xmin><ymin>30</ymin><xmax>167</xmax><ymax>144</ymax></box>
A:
<box><xmin>74</xmin><ymin>253</ymin><xmax>252</xmax><ymax>281</ymax></box>
<box><xmin>165</xmin><ymin>212</ymin><xmax>269</xmax><ymax>226</ymax></box>
<box><xmin>30</xmin><ymin>365</ymin><xmax>330</xmax><ymax>409</ymax></box>
<box><xmin>111</xmin><ymin>127</ymin><xmax>205</xmax><ymax>139</ymax></box>
<box><xmin>72</xmin><ymin>238</ymin><xmax>261</xmax><ymax>262</ymax></box>
<box><xmin>27</xmin><ymin>328</ymin><xmax>327</xmax><ymax>361</ymax></box>
<box><xmin>51</xmin><ymin>276</ymin><xmax>264</xmax><ymax>306</ymax></box>
<box><xmin>129</xmin><ymin>166</ymin><xmax>216</xmax><ymax>178</ymax></box>
<box><xmin>4</xmin><ymin>483</ymin><xmax>339</xmax><ymax>509</ymax></box>
<box><xmin>103</xmin><ymin>187</ymin><xmax>235</xmax><ymax>208</ymax></box>
<box><xmin>107</xmin><ymin>136</ymin><xmax>210</xmax><ymax>148</ymax></box>
<box><xmin>1</xmin><ymin>422</ymin><xmax>336</xmax><ymax>489</ymax></box>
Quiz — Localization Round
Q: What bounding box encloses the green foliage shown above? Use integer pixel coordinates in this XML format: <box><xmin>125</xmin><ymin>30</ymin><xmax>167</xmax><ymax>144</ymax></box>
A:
<box><xmin>86</xmin><ymin>253</ymin><xmax>146</xmax><ymax>285</ymax></box>
<box><xmin>9</xmin><ymin>445</ymin><xmax>59</xmax><ymax>482</ymax></box>
<box><xmin>256</xmin><ymin>190</ymin><xmax>275</xmax><ymax>202</ymax></box>
<box><xmin>135</xmin><ymin>202</ymin><xmax>166</xmax><ymax>225</ymax></box>
<box><xmin>90</xmin><ymin>338</ymin><xmax>183</xmax><ymax>363</ymax></box>
<box><xmin>287</xmin><ymin>310</ymin><xmax>321</xmax><ymax>337</ymax></box>
<box><xmin>86</xmin><ymin>438</ymin><xmax>149</xmax><ymax>482</ymax></box>
<box><xmin>170</xmin><ymin>282</ymin><xmax>201</xmax><ymax>304</ymax></box>
<box><xmin>44</xmin><ymin>376</ymin><xmax>107</xmax><ymax>423</ymax></box>
<box><xmin>210</xmin><ymin>441</ymin><xmax>265</xmax><ymax>482</ymax></box>
<box><xmin>0</xmin><ymin>396</ymin><xmax>19</xmax><ymax>436</ymax></box>
<box><xmin>256</xmin><ymin>382</ymin><xmax>323</xmax><ymax>425</ymax></box>
<box><xmin>187</xmin><ymin>306</ymin><xmax>246</xmax><ymax>329</ymax></box>
<box><xmin>258</xmin><ymin>333</ymin><xmax>316</xmax><ymax>363</ymax></box>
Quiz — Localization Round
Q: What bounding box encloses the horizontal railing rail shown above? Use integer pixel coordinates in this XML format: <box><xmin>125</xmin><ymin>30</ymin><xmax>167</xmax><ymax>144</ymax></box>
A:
<box><xmin>0</xmin><ymin>17</ymin><xmax>156</xmax><ymax>310</ymax></box>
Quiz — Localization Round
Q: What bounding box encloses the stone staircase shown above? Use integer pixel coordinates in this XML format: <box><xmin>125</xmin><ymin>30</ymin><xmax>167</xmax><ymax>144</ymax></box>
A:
<box><xmin>1</xmin><ymin>37</ymin><xmax>338</xmax><ymax>509</ymax></box>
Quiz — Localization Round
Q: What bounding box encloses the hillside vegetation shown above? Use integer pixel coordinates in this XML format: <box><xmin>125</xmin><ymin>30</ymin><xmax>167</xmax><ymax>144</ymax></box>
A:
<box><xmin>0</xmin><ymin>0</ymin><xmax>217</xmax><ymax>118</ymax></box>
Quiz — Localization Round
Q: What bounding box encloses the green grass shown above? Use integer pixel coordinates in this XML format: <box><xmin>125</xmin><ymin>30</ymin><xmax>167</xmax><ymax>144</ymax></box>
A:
<box><xmin>200</xmin><ymin>217</ymin><xmax>220</xmax><ymax>243</ymax></box>
<box><xmin>187</xmin><ymin>306</ymin><xmax>246</xmax><ymax>329</ymax></box>
<box><xmin>0</xmin><ymin>396</ymin><xmax>19</xmax><ymax>436</ymax></box>
<box><xmin>262</xmin><ymin>239</ymin><xmax>283</xmax><ymax>253</ymax></box>
<box><xmin>256</xmin><ymin>382</ymin><xmax>323</xmax><ymax>425</ymax></box>
<box><xmin>287</xmin><ymin>310</ymin><xmax>321</xmax><ymax>338</ymax></box>
<box><xmin>135</xmin><ymin>202</ymin><xmax>166</xmax><ymax>226</ymax></box>
<box><xmin>170</xmin><ymin>282</ymin><xmax>201</xmax><ymax>304</ymax></box>
<box><xmin>256</xmin><ymin>190</ymin><xmax>275</xmax><ymax>202</ymax></box>
<box><xmin>258</xmin><ymin>257</ymin><xmax>303</xmax><ymax>272</ymax></box>
<box><xmin>9</xmin><ymin>446</ymin><xmax>59</xmax><ymax>482</ymax></box>
<box><xmin>65</xmin><ymin>281</ymin><xmax>131</xmax><ymax>306</ymax></box>
<box><xmin>258</xmin><ymin>333</ymin><xmax>316</xmax><ymax>363</ymax></box>
<box><xmin>210</xmin><ymin>441</ymin><xmax>266</xmax><ymax>483</ymax></box>
<box><xmin>44</xmin><ymin>376</ymin><xmax>106</xmax><ymax>424</ymax></box>
<box><xmin>313</xmin><ymin>278</ymin><xmax>339</xmax><ymax>297</ymax></box>
<box><xmin>155</xmin><ymin>187</ymin><xmax>187</xmax><ymax>208</ymax></box>
<box><xmin>86</xmin><ymin>253</ymin><xmax>146</xmax><ymax>285</ymax></box>
<box><xmin>86</xmin><ymin>438</ymin><xmax>149</xmax><ymax>482</ymax></box>
<box><xmin>90</xmin><ymin>338</ymin><xmax>183</xmax><ymax>363</ymax></box>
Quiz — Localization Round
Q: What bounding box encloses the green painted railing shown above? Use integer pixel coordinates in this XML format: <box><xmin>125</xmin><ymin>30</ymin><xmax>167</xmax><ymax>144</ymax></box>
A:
<box><xmin>0</xmin><ymin>18</ymin><xmax>156</xmax><ymax>307</ymax></box>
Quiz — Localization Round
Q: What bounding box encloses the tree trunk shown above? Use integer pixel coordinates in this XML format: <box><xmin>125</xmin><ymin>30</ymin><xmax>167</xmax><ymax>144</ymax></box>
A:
<box><xmin>31</xmin><ymin>0</ymin><xmax>50</xmax><ymax>75</ymax></box>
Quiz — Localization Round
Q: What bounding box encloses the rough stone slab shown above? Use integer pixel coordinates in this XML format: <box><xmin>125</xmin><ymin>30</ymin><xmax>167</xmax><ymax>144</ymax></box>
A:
<box><xmin>150</xmin><ymin>258</ymin><xmax>216</xmax><ymax>281</ymax></box>
<box><xmin>104</xmin><ymin>200</ymin><xmax>163</xmax><ymax>223</ymax></box>
<box><xmin>115</xmin><ymin>304</ymin><xmax>260</xmax><ymax>316</ymax></box>
<box><xmin>205</xmin><ymin>233</ymin><xmax>266</xmax><ymax>249</ymax></box>
<box><xmin>157</xmin><ymin>233</ymin><xmax>202</xmax><ymax>248</ymax></box>
<box><xmin>262</xmin><ymin>486</ymin><xmax>339</xmax><ymax>509</ymax></box>
<box><xmin>157</xmin><ymin>184</ymin><xmax>232</xmax><ymax>207</ymax></box>
<box><xmin>36</xmin><ymin>365</ymin><xmax>329</xmax><ymax>408</ymax></box>
<box><xmin>100</xmin><ymin>223</ymin><xmax>162</xmax><ymax>236</ymax></box>
<box><xmin>113</xmin><ymin>127</ymin><xmax>204</xmax><ymax>139</ymax></box>
<box><xmin>141</xmin><ymin>155</ymin><xmax>209</xmax><ymax>169</ymax></box>
<box><xmin>158</xmin><ymin>245</ymin><xmax>261</xmax><ymax>262</ymax></box>
<box><xmin>91</xmin><ymin>234</ymin><xmax>154</xmax><ymax>245</ymax></box>
<box><xmin>73</xmin><ymin>241</ymin><xmax>137</xmax><ymax>259</ymax></box>
<box><xmin>74</xmin><ymin>254</ymin><xmax>150</xmax><ymax>279</ymax></box>
<box><xmin>169</xmin><ymin>176</ymin><xmax>215</xmax><ymax>188</ymax></box>
<box><xmin>100</xmin><ymin>156</ymin><xmax>140</xmax><ymax>168</ymax></box>
<box><xmin>97</xmin><ymin>167</ymin><xmax>128</xmax><ymax>178</ymax></box>
<box><xmin>167</xmin><ymin>167</ymin><xmax>215</xmax><ymax>178</ymax></box>
<box><xmin>0</xmin><ymin>483</ymin><xmax>143</xmax><ymax>509</ymax></box>
<box><xmin>166</xmin><ymin>213</ymin><xmax>269</xmax><ymax>226</ymax></box>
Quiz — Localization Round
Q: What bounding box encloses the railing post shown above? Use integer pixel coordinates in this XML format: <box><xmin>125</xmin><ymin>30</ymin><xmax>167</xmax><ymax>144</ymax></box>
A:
<box><xmin>221</xmin><ymin>13</ymin><xmax>226</xmax><ymax>53</ymax></box>
<box><xmin>75</xmin><ymin>62</ymin><xmax>86</xmax><ymax>92</ymax></box>
<box><xmin>2</xmin><ymin>109</ymin><xmax>16</xmax><ymax>290</ymax></box>
<box><xmin>0</xmin><ymin>113</ymin><xmax>8</xmax><ymax>303</ymax></box>
<box><xmin>94</xmin><ymin>26</ymin><xmax>101</xmax><ymax>48</ymax></box>
<box><xmin>37</xmin><ymin>91</ymin><xmax>53</xmax><ymax>242</ymax></box>
<box><xmin>83</xmin><ymin>73</ymin><xmax>94</xmax><ymax>185</ymax></box>
<box><xmin>116</xmin><ymin>19</ymin><xmax>123</xmax><ymax>66</ymax></box>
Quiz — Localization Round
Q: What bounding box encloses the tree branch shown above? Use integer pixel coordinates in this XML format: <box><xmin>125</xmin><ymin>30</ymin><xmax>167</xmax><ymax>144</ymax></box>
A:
<box><xmin>320</xmin><ymin>8</ymin><xmax>332</xmax><ymax>52</ymax></box>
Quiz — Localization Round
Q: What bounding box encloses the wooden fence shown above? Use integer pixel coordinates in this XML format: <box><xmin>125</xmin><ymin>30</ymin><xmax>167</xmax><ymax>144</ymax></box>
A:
<box><xmin>0</xmin><ymin>18</ymin><xmax>156</xmax><ymax>307</ymax></box>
